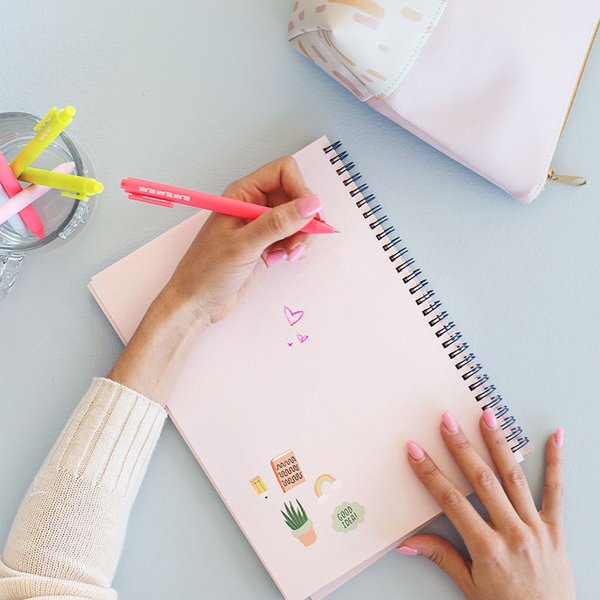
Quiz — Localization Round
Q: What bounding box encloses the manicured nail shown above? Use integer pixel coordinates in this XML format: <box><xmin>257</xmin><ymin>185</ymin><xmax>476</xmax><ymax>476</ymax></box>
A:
<box><xmin>265</xmin><ymin>249</ymin><xmax>287</xmax><ymax>265</ymax></box>
<box><xmin>295</xmin><ymin>194</ymin><xmax>322</xmax><ymax>218</ymax></box>
<box><xmin>288</xmin><ymin>244</ymin><xmax>307</xmax><ymax>264</ymax></box>
<box><xmin>442</xmin><ymin>411</ymin><xmax>459</xmax><ymax>433</ymax></box>
<box><xmin>396</xmin><ymin>546</ymin><xmax>419</xmax><ymax>556</ymax></box>
<box><xmin>483</xmin><ymin>408</ymin><xmax>498</xmax><ymax>429</ymax></box>
<box><xmin>407</xmin><ymin>441</ymin><xmax>424</xmax><ymax>461</ymax></box>
<box><xmin>555</xmin><ymin>427</ymin><xmax>564</xmax><ymax>448</ymax></box>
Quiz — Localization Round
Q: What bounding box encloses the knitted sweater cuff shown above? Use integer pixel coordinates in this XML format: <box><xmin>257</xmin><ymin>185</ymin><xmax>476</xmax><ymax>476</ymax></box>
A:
<box><xmin>46</xmin><ymin>377</ymin><xmax>167</xmax><ymax>498</ymax></box>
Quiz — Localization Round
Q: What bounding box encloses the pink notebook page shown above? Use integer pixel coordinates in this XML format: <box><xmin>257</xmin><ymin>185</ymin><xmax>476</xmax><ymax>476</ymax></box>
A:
<box><xmin>90</xmin><ymin>136</ymin><xmax>515</xmax><ymax>600</ymax></box>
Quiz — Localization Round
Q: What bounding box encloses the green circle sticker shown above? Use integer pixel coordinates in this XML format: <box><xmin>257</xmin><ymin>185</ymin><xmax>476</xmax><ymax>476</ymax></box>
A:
<box><xmin>331</xmin><ymin>501</ymin><xmax>366</xmax><ymax>533</ymax></box>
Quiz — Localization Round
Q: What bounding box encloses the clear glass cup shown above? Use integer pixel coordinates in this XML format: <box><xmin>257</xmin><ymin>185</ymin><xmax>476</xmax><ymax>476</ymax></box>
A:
<box><xmin>0</xmin><ymin>112</ymin><xmax>96</xmax><ymax>300</ymax></box>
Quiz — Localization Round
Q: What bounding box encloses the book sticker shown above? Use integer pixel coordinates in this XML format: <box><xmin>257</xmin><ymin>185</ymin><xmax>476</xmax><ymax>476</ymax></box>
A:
<box><xmin>281</xmin><ymin>499</ymin><xmax>317</xmax><ymax>547</ymax></box>
<box><xmin>271</xmin><ymin>449</ymin><xmax>306</xmax><ymax>492</ymax></box>
<box><xmin>249</xmin><ymin>475</ymin><xmax>269</xmax><ymax>499</ymax></box>
<box><xmin>314</xmin><ymin>474</ymin><xmax>343</xmax><ymax>504</ymax></box>
<box><xmin>331</xmin><ymin>501</ymin><xmax>366</xmax><ymax>533</ymax></box>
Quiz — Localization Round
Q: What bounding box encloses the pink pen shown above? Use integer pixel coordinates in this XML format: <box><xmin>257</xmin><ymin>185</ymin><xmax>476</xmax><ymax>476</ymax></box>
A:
<box><xmin>0</xmin><ymin>152</ymin><xmax>44</xmax><ymax>238</ymax></box>
<box><xmin>121</xmin><ymin>177</ymin><xmax>337</xmax><ymax>235</ymax></box>
<box><xmin>0</xmin><ymin>162</ymin><xmax>76</xmax><ymax>228</ymax></box>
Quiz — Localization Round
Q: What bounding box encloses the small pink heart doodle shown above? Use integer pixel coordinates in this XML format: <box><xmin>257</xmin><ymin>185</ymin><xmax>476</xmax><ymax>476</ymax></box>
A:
<box><xmin>283</xmin><ymin>306</ymin><xmax>304</xmax><ymax>326</ymax></box>
<box><xmin>287</xmin><ymin>342</ymin><xmax>294</xmax><ymax>347</ymax></box>
<box><xmin>296</xmin><ymin>333</ymin><xmax>308</xmax><ymax>344</ymax></box>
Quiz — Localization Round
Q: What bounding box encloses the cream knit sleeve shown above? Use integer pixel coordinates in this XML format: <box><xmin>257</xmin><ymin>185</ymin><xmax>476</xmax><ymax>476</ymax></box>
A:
<box><xmin>0</xmin><ymin>377</ymin><xmax>167</xmax><ymax>600</ymax></box>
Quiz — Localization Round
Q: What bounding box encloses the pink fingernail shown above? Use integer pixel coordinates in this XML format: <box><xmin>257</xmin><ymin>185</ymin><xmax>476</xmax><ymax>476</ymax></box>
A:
<box><xmin>555</xmin><ymin>427</ymin><xmax>564</xmax><ymax>448</ymax></box>
<box><xmin>265</xmin><ymin>249</ymin><xmax>287</xmax><ymax>265</ymax></box>
<box><xmin>288</xmin><ymin>244</ymin><xmax>306</xmax><ymax>264</ymax></box>
<box><xmin>483</xmin><ymin>408</ymin><xmax>498</xmax><ymax>429</ymax></box>
<box><xmin>396</xmin><ymin>546</ymin><xmax>419</xmax><ymax>556</ymax></box>
<box><xmin>407</xmin><ymin>441</ymin><xmax>424</xmax><ymax>461</ymax></box>
<box><xmin>442</xmin><ymin>411</ymin><xmax>459</xmax><ymax>433</ymax></box>
<box><xmin>296</xmin><ymin>194</ymin><xmax>322</xmax><ymax>218</ymax></box>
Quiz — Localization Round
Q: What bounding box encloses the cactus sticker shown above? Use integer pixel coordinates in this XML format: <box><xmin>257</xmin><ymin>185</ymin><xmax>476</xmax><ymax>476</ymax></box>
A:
<box><xmin>331</xmin><ymin>501</ymin><xmax>366</xmax><ymax>533</ymax></box>
<box><xmin>281</xmin><ymin>499</ymin><xmax>317</xmax><ymax>547</ymax></box>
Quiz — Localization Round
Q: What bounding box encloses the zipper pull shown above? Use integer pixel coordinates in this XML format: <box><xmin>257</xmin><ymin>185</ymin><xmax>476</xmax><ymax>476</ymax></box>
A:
<box><xmin>547</xmin><ymin>166</ymin><xmax>587</xmax><ymax>187</ymax></box>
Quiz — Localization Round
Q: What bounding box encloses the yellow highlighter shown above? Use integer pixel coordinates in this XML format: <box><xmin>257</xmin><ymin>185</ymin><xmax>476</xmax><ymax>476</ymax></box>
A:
<box><xmin>10</xmin><ymin>106</ymin><xmax>76</xmax><ymax>177</ymax></box>
<box><xmin>18</xmin><ymin>167</ymin><xmax>103</xmax><ymax>201</ymax></box>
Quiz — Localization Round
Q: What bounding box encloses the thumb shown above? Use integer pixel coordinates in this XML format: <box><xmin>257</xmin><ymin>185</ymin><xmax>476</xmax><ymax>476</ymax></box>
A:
<box><xmin>396</xmin><ymin>534</ymin><xmax>473</xmax><ymax>593</ymax></box>
<box><xmin>242</xmin><ymin>195</ymin><xmax>322</xmax><ymax>254</ymax></box>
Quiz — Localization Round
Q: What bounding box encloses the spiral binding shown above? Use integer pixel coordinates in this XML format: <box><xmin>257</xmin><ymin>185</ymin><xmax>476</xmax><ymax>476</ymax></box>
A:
<box><xmin>323</xmin><ymin>141</ymin><xmax>529</xmax><ymax>454</ymax></box>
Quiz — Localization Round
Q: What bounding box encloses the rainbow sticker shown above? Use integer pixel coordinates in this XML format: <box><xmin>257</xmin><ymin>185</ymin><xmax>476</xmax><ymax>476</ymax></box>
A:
<box><xmin>314</xmin><ymin>474</ymin><xmax>342</xmax><ymax>504</ymax></box>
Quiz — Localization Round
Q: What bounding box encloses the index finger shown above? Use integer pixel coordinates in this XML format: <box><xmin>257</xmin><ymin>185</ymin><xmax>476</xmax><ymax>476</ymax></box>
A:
<box><xmin>407</xmin><ymin>441</ymin><xmax>493</xmax><ymax>552</ymax></box>
<box><xmin>222</xmin><ymin>156</ymin><xmax>312</xmax><ymax>207</ymax></box>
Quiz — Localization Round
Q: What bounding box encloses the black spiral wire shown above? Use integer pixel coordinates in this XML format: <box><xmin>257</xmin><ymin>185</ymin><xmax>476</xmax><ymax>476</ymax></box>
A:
<box><xmin>323</xmin><ymin>141</ymin><xmax>529</xmax><ymax>453</ymax></box>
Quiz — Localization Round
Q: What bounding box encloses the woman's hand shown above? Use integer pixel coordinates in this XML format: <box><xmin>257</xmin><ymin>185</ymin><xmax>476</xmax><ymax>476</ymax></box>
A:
<box><xmin>160</xmin><ymin>155</ymin><xmax>321</xmax><ymax>326</ymax></box>
<box><xmin>397</xmin><ymin>410</ymin><xmax>574</xmax><ymax>600</ymax></box>
<box><xmin>109</xmin><ymin>155</ymin><xmax>320</xmax><ymax>404</ymax></box>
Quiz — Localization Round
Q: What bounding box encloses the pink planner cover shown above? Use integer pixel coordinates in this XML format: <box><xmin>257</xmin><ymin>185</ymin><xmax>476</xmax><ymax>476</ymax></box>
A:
<box><xmin>89</xmin><ymin>136</ymin><xmax>528</xmax><ymax>600</ymax></box>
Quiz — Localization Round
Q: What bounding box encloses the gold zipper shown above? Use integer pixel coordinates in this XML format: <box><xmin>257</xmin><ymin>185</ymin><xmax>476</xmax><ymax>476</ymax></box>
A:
<box><xmin>547</xmin><ymin>166</ymin><xmax>586</xmax><ymax>187</ymax></box>
<box><xmin>546</xmin><ymin>15</ymin><xmax>600</xmax><ymax>189</ymax></box>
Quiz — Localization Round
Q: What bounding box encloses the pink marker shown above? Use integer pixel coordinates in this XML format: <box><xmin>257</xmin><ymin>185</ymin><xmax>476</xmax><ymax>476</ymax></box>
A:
<box><xmin>121</xmin><ymin>177</ymin><xmax>337</xmax><ymax>235</ymax></box>
<box><xmin>0</xmin><ymin>152</ymin><xmax>44</xmax><ymax>238</ymax></box>
<box><xmin>0</xmin><ymin>162</ymin><xmax>76</xmax><ymax>229</ymax></box>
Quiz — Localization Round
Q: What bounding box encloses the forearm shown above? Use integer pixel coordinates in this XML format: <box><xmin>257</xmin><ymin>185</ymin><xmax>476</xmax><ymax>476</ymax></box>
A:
<box><xmin>108</xmin><ymin>285</ymin><xmax>209</xmax><ymax>406</ymax></box>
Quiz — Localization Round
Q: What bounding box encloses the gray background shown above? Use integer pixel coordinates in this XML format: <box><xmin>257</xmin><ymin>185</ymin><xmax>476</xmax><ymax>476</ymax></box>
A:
<box><xmin>1</xmin><ymin>1</ymin><xmax>598</xmax><ymax>598</ymax></box>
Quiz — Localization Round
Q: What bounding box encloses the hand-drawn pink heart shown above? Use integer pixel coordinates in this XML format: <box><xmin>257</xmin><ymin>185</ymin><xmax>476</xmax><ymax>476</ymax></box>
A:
<box><xmin>284</xmin><ymin>306</ymin><xmax>304</xmax><ymax>326</ymax></box>
<box><xmin>296</xmin><ymin>333</ymin><xmax>308</xmax><ymax>344</ymax></box>
<box><xmin>287</xmin><ymin>342</ymin><xmax>294</xmax><ymax>347</ymax></box>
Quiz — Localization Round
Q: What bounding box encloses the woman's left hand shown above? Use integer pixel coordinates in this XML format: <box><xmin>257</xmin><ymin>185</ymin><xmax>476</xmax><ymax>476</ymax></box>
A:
<box><xmin>397</xmin><ymin>410</ymin><xmax>574</xmax><ymax>600</ymax></box>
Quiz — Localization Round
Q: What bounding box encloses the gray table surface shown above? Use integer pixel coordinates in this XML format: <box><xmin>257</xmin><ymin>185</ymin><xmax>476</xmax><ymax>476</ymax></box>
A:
<box><xmin>1</xmin><ymin>2</ymin><xmax>599</xmax><ymax>598</ymax></box>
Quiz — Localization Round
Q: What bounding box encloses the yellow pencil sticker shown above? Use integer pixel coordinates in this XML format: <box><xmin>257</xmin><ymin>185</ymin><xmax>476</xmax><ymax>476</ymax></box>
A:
<box><xmin>249</xmin><ymin>476</ymin><xmax>269</xmax><ymax>499</ymax></box>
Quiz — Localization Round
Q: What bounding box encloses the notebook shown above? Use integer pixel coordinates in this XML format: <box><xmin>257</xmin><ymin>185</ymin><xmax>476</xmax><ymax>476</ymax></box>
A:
<box><xmin>89</xmin><ymin>136</ymin><xmax>529</xmax><ymax>600</ymax></box>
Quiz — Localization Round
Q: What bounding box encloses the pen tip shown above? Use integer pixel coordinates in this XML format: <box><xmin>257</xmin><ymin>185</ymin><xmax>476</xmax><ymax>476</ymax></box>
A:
<box><xmin>334</xmin><ymin>229</ymin><xmax>341</xmax><ymax>234</ymax></box>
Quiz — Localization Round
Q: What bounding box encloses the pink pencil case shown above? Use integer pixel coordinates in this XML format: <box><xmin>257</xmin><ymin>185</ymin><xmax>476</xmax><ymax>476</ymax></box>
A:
<box><xmin>288</xmin><ymin>0</ymin><xmax>600</xmax><ymax>203</ymax></box>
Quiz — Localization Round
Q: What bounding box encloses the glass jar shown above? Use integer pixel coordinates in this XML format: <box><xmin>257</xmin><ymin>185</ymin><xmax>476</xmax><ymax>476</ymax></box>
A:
<box><xmin>0</xmin><ymin>112</ymin><xmax>96</xmax><ymax>300</ymax></box>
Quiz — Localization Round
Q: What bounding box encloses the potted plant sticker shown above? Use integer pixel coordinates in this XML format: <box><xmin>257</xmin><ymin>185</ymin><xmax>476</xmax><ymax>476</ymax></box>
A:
<box><xmin>281</xmin><ymin>500</ymin><xmax>317</xmax><ymax>547</ymax></box>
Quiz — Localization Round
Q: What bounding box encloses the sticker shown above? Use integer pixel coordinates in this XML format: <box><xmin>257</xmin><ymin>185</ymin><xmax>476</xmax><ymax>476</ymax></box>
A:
<box><xmin>314</xmin><ymin>474</ymin><xmax>343</xmax><ymax>504</ymax></box>
<box><xmin>331</xmin><ymin>501</ymin><xmax>366</xmax><ymax>533</ymax></box>
<box><xmin>282</xmin><ymin>499</ymin><xmax>317</xmax><ymax>547</ymax></box>
<box><xmin>271</xmin><ymin>449</ymin><xmax>306</xmax><ymax>492</ymax></box>
<box><xmin>249</xmin><ymin>476</ymin><xmax>268</xmax><ymax>499</ymax></box>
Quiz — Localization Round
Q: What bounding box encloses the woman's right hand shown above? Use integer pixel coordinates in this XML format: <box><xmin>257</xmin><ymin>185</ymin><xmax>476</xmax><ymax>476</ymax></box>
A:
<box><xmin>397</xmin><ymin>411</ymin><xmax>575</xmax><ymax>600</ymax></box>
<box><xmin>109</xmin><ymin>155</ymin><xmax>321</xmax><ymax>405</ymax></box>
<box><xmin>160</xmin><ymin>155</ymin><xmax>321</xmax><ymax>326</ymax></box>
